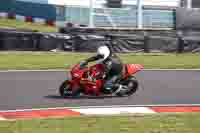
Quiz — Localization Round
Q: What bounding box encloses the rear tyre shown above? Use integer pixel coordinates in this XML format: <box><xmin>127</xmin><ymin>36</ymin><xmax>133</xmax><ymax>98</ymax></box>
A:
<box><xmin>116</xmin><ymin>76</ymin><xmax>139</xmax><ymax>97</ymax></box>
<box><xmin>59</xmin><ymin>80</ymin><xmax>80</xmax><ymax>97</ymax></box>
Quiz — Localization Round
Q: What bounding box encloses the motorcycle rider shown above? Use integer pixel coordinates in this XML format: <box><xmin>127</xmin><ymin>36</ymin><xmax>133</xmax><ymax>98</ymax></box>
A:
<box><xmin>80</xmin><ymin>44</ymin><xmax>123</xmax><ymax>93</ymax></box>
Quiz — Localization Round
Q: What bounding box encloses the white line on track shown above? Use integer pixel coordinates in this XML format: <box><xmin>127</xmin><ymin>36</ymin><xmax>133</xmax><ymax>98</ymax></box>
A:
<box><xmin>144</xmin><ymin>69</ymin><xmax>200</xmax><ymax>71</ymax></box>
<box><xmin>1</xmin><ymin>104</ymin><xmax>200</xmax><ymax>113</ymax></box>
<box><xmin>71</xmin><ymin>107</ymin><xmax>156</xmax><ymax>115</ymax></box>
<box><xmin>0</xmin><ymin>69</ymin><xmax>200</xmax><ymax>72</ymax></box>
<box><xmin>0</xmin><ymin>70</ymin><xmax>65</xmax><ymax>72</ymax></box>
<box><xmin>0</xmin><ymin>116</ymin><xmax>6</xmax><ymax>120</ymax></box>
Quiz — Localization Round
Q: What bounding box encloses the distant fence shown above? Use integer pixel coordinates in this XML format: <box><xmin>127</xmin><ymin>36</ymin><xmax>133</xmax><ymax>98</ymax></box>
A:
<box><xmin>63</xmin><ymin>5</ymin><xmax>176</xmax><ymax>28</ymax></box>
<box><xmin>0</xmin><ymin>28</ymin><xmax>200</xmax><ymax>53</ymax></box>
<box><xmin>0</xmin><ymin>0</ymin><xmax>176</xmax><ymax>28</ymax></box>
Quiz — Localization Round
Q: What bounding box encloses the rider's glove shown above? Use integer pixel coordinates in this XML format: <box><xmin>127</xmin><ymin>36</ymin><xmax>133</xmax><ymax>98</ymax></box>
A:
<box><xmin>80</xmin><ymin>61</ymin><xmax>88</xmax><ymax>68</ymax></box>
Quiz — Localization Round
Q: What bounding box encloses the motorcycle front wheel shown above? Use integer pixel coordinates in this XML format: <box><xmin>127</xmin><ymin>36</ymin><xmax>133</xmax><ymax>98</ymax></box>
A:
<box><xmin>59</xmin><ymin>80</ymin><xmax>80</xmax><ymax>97</ymax></box>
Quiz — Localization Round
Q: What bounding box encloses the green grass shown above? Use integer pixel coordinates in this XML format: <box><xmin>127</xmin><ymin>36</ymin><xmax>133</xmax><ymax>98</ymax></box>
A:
<box><xmin>0</xmin><ymin>113</ymin><xmax>200</xmax><ymax>133</ymax></box>
<box><xmin>0</xmin><ymin>52</ymin><xmax>200</xmax><ymax>70</ymax></box>
<box><xmin>0</xmin><ymin>18</ymin><xmax>57</xmax><ymax>32</ymax></box>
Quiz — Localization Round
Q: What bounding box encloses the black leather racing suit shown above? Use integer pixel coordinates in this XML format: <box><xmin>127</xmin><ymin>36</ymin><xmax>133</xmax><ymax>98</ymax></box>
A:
<box><xmin>84</xmin><ymin>52</ymin><xmax>123</xmax><ymax>91</ymax></box>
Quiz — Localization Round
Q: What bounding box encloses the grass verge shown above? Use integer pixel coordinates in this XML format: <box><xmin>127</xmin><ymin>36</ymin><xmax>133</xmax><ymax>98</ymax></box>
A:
<box><xmin>0</xmin><ymin>113</ymin><xmax>200</xmax><ymax>133</ymax></box>
<box><xmin>0</xmin><ymin>52</ymin><xmax>200</xmax><ymax>70</ymax></box>
<box><xmin>0</xmin><ymin>18</ymin><xmax>57</xmax><ymax>32</ymax></box>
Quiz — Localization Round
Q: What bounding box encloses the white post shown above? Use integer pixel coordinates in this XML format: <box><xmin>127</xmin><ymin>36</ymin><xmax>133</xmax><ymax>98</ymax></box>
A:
<box><xmin>89</xmin><ymin>0</ymin><xmax>94</xmax><ymax>28</ymax></box>
<box><xmin>187</xmin><ymin>0</ymin><xmax>192</xmax><ymax>8</ymax></box>
<box><xmin>137</xmin><ymin>0</ymin><xmax>143</xmax><ymax>29</ymax></box>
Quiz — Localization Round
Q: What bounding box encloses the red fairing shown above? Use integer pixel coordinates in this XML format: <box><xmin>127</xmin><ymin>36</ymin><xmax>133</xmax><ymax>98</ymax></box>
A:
<box><xmin>71</xmin><ymin>64</ymin><xmax>87</xmax><ymax>79</ymax></box>
<box><xmin>83</xmin><ymin>79</ymin><xmax>104</xmax><ymax>96</ymax></box>
<box><xmin>83</xmin><ymin>64</ymin><xmax>105</xmax><ymax>95</ymax></box>
<box><xmin>89</xmin><ymin>64</ymin><xmax>105</xmax><ymax>77</ymax></box>
<box><xmin>124</xmin><ymin>64</ymin><xmax>144</xmax><ymax>78</ymax></box>
<box><xmin>69</xmin><ymin>63</ymin><xmax>105</xmax><ymax>96</ymax></box>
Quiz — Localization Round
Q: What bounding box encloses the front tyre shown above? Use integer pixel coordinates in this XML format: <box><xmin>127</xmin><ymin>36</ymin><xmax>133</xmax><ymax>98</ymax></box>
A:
<box><xmin>59</xmin><ymin>80</ymin><xmax>80</xmax><ymax>97</ymax></box>
<box><xmin>116</xmin><ymin>76</ymin><xmax>139</xmax><ymax>97</ymax></box>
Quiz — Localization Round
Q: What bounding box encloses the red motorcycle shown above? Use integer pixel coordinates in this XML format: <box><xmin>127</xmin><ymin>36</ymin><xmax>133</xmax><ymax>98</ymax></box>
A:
<box><xmin>59</xmin><ymin>62</ymin><xmax>143</xmax><ymax>97</ymax></box>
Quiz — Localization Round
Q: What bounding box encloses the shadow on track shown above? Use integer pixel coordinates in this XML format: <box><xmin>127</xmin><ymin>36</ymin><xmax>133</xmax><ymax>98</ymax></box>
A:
<box><xmin>44</xmin><ymin>94</ymin><xmax>120</xmax><ymax>100</ymax></box>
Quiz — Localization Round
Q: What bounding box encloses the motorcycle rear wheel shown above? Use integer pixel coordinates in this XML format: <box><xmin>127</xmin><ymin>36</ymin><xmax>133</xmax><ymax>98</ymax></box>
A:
<box><xmin>59</xmin><ymin>80</ymin><xmax>80</xmax><ymax>97</ymax></box>
<box><xmin>116</xmin><ymin>76</ymin><xmax>138</xmax><ymax>97</ymax></box>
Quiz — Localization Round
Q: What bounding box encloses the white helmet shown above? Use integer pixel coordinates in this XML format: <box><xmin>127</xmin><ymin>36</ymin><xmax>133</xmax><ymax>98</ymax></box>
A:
<box><xmin>97</xmin><ymin>45</ymin><xmax>110</xmax><ymax>60</ymax></box>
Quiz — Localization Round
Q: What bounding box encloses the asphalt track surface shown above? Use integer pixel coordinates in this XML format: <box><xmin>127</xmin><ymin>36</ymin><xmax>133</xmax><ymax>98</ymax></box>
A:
<box><xmin>0</xmin><ymin>70</ymin><xmax>200</xmax><ymax>111</ymax></box>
